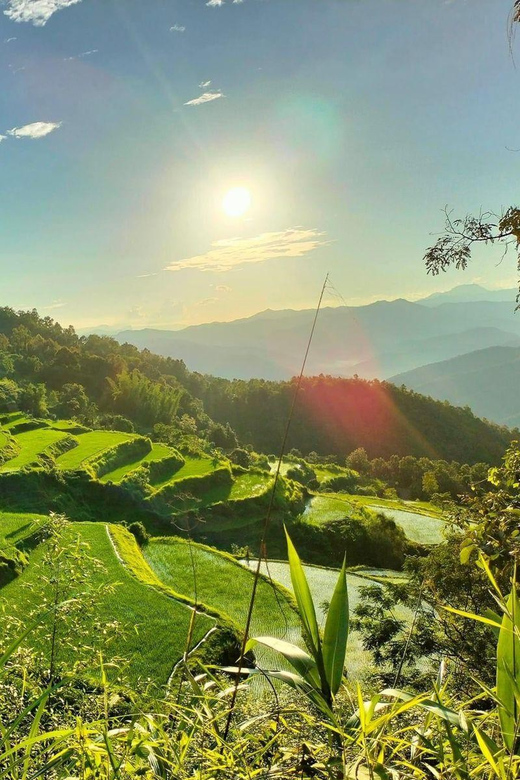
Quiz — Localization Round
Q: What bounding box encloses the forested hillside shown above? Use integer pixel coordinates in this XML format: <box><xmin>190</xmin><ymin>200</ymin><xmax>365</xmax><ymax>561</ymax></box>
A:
<box><xmin>199</xmin><ymin>374</ymin><xmax>516</xmax><ymax>464</ymax></box>
<box><xmin>0</xmin><ymin>307</ymin><xmax>515</xmax><ymax>465</ymax></box>
<box><xmin>391</xmin><ymin>345</ymin><xmax>520</xmax><ymax>426</ymax></box>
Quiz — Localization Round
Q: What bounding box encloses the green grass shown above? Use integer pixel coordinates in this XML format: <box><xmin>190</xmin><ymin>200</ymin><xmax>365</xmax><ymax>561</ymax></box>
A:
<box><xmin>152</xmin><ymin>456</ymin><xmax>218</xmax><ymax>491</ymax></box>
<box><xmin>364</xmin><ymin>506</ymin><xmax>445</xmax><ymax>545</ymax></box>
<box><xmin>302</xmin><ymin>495</ymin><xmax>360</xmax><ymax>525</ymax></box>
<box><xmin>229</xmin><ymin>473</ymin><xmax>272</xmax><ymax>500</ymax></box>
<box><xmin>55</xmin><ymin>431</ymin><xmax>133</xmax><ymax>470</ymax></box>
<box><xmin>0</xmin><ymin>519</ymin><xmax>214</xmax><ymax>684</ymax></box>
<box><xmin>0</xmin><ymin>429</ymin><xmax>68</xmax><ymax>471</ymax></box>
<box><xmin>302</xmin><ymin>493</ymin><xmax>445</xmax><ymax>544</ymax></box>
<box><xmin>0</xmin><ymin>512</ymin><xmax>45</xmax><ymax>548</ymax></box>
<box><xmin>0</xmin><ymin>431</ymin><xmax>8</xmax><ymax>449</ymax></box>
<box><xmin>100</xmin><ymin>443</ymin><xmax>173</xmax><ymax>484</ymax></box>
<box><xmin>350</xmin><ymin>495</ymin><xmax>441</xmax><ymax>516</ymax></box>
<box><xmin>0</xmin><ymin>414</ymin><xmax>31</xmax><ymax>430</ymax></box>
<box><xmin>144</xmin><ymin>539</ymin><xmax>300</xmax><ymax>667</ymax></box>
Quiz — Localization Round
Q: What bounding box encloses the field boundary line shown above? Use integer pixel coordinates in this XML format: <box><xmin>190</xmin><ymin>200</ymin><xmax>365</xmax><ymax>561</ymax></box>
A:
<box><xmin>105</xmin><ymin>524</ymin><xmax>220</xmax><ymax>671</ymax></box>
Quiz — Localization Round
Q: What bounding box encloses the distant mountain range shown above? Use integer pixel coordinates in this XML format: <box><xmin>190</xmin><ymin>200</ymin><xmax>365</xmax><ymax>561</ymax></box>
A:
<box><xmin>391</xmin><ymin>346</ymin><xmax>520</xmax><ymax>427</ymax></box>
<box><xmin>109</xmin><ymin>283</ymin><xmax>520</xmax><ymax>426</ymax></box>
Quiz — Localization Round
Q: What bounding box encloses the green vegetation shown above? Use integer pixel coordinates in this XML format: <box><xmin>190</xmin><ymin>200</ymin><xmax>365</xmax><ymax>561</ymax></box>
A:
<box><xmin>55</xmin><ymin>430</ymin><xmax>134</xmax><ymax>470</ymax></box>
<box><xmin>0</xmin><ymin>516</ymin><xmax>216</xmax><ymax>683</ymax></box>
<box><xmin>0</xmin><ymin>428</ymin><xmax>68</xmax><ymax>471</ymax></box>
<box><xmin>145</xmin><ymin>537</ymin><xmax>298</xmax><ymax>643</ymax></box>
<box><xmin>229</xmin><ymin>472</ymin><xmax>271</xmax><ymax>500</ymax></box>
<box><xmin>99</xmin><ymin>442</ymin><xmax>174</xmax><ymax>483</ymax></box>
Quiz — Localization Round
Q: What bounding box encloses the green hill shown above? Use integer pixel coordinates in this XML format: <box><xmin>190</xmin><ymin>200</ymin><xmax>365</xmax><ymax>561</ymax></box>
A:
<box><xmin>391</xmin><ymin>346</ymin><xmax>520</xmax><ymax>427</ymax></box>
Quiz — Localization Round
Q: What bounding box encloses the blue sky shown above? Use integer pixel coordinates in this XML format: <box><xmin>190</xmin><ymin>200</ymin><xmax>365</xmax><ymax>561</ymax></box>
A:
<box><xmin>0</xmin><ymin>0</ymin><xmax>518</xmax><ymax>330</ymax></box>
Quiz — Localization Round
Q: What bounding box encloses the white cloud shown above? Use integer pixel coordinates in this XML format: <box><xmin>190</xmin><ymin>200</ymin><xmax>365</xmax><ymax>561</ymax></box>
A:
<box><xmin>170</xmin><ymin>23</ymin><xmax>185</xmax><ymax>32</ymax></box>
<box><xmin>3</xmin><ymin>0</ymin><xmax>82</xmax><ymax>26</ymax></box>
<box><xmin>0</xmin><ymin>135</ymin><xmax>6</xmax><ymax>143</ymax></box>
<box><xmin>206</xmin><ymin>0</ymin><xmax>243</xmax><ymax>4</ymax></box>
<box><xmin>165</xmin><ymin>228</ymin><xmax>329</xmax><ymax>273</ymax></box>
<box><xmin>199</xmin><ymin>80</ymin><xmax>211</xmax><ymax>88</ymax></box>
<box><xmin>64</xmin><ymin>48</ymin><xmax>98</xmax><ymax>61</ymax></box>
<box><xmin>8</xmin><ymin>121</ymin><xmax>62</xmax><ymax>139</ymax></box>
<box><xmin>4</xmin><ymin>36</ymin><xmax>17</xmax><ymax>42</ymax></box>
<box><xmin>184</xmin><ymin>90</ymin><xmax>223</xmax><ymax>107</ymax></box>
<box><xmin>42</xmin><ymin>301</ymin><xmax>66</xmax><ymax>310</ymax></box>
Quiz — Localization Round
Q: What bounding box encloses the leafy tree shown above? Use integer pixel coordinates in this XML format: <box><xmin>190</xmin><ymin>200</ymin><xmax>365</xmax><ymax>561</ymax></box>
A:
<box><xmin>424</xmin><ymin>207</ymin><xmax>520</xmax><ymax>301</ymax></box>
<box><xmin>346</xmin><ymin>447</ymin><xmax>370</xmax><ymax>474</ymax></box>
<box><xmin>422</xmin><ymin>471</ymin><xmax>439</xmax><ymax>498</ymax></box>
<box><xmin>19</xmin><ymin>383</ymin><xmax>47</xmax><ymax>417</ymax></box>
<box><xmin>54</xmin><ymin>382</ymin><xmax>91</xmax><ymax>419</ymax></box>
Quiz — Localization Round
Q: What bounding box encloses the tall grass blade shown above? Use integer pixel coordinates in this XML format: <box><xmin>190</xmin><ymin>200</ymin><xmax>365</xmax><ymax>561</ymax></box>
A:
<box><xmin>322</xmin><ymin>556</ymin><xmax>348</xmax><ymax>696</ymax></box>
<box><xmin>284</xmin><ymin>528</ymin><xmax>320</xmax><ymax>656</ymax></box>
<box><xmin>497</xmin><ymin>583</ymin><xmax>520</xmax><ymax>753</ymax></box>
<box><xmin>245</xmin><ymin>636</ymin><xmax>320</xmax><ymax>687</ymax></box>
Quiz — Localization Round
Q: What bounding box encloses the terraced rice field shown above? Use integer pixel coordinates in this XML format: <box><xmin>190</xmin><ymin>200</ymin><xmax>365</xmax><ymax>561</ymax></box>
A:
<box><xmin>302</xmin><ymin>494</ymin><xmax>444</xmax><ymax>544</ymax></box>
<box><xmin>145</xmin><ymin>538</ymin><xmax>297</xmax><ymax>641</ymax></box>
<box><xmin>56</xmin><ymin>431</ymin><xmax>133</xmax><ymax>470</ymax></box>
<box><xmin>167</xmin><ymin>456</ymin><xmax>217</xmax><ymax>483</ymax></box>
<box><xmin>100</xmin><ymin>443</ymin><xmax>173</xmax><ymax>484</ymax></box>
<box><xmin>0</xmin><ymin>516</ymin><xmax>214</xmax><ymax>683</ymax></box>
<box><xmin>302</xmin><ymin>494</ymin><xmax>358</xmax><ymax>525</ymax></box>
<box><xmin>365</xmin><ymin>506</ymin><xmax>445</xmax><ymax>545</ymax></box>
<box><xmin>229</xmin><ymin>473</ymin><xmax>271</xmax><ymax>500</ymax></box>
<box><xmin>244</xmin><ymin>560</ymin><xmax>412</xmax><ymax>679</ymax></box>
<box><xmin>242</xmin><ymin>560</ymin><xmax>380</xmax><ymax>678</ymax></box>
<box><xmin>0</xmin><ymin>429</ymin><xmax>68</xmax><ymax>471</ymax></box>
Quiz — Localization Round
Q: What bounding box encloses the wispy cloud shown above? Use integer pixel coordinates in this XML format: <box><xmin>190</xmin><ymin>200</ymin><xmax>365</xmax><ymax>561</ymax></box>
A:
<box><xmin>136</xmin><ymin>272</ymin><xmax>158</xmax><ymax>279</ymax></box>
<box><xmin>216</xmin><ymin>284</ymin><xmax>232</xmax><ymax>292</ymax></box>
<box><xmin>0</xmin><ymin>135</ymin><xmax>6</xmax><ymax>143</ymax></box>
<box><xmin>199</xmin><ymin>80</ymin><xmax>211</xmax><ymax>88</ymax></box>
<box><xmin>184</xmin><ymin>90</ymin><xmax>223</xmax><ymax>107</ymax></box>
<box><xmin>206</xmin><ymin>0</ymin><xmax>243</xmax><ymax>5</ymax></box>
<box><xmin>8</xmin><ymin>121</ymin><xmax>62</xmax><ymax>139</ymax></box>
<box><xmin>64</xmin><ymin>48</ymin><xmax>98</xmax><ymax>61</ymax></box>
<box><xmin>170</xmin><ymin>23</ymin><xmax>185</xmax><ymax>32</ymax></box>
<box><xmin>196</xmin><ymin>297</ymin><xmax>218</xmax><ymax>306</ymax></box>
<box><xmin>3</xmin><ymin>0</ymin><xmax>82</xmax><ymax>26</ymax></box>
<box><xmin>4</xmin><ymin>37</ymin><xmax>17</xmax><ymax>42</ymax></box>
<box><xmin>42</xmin><ymin>301</ymin><xmax>67</xmax><ymax>310</ymax></box>
<box><xmin>165</xmin><ymin>228</ymin><xmax>329</xmax><ymax>273</ymax></box>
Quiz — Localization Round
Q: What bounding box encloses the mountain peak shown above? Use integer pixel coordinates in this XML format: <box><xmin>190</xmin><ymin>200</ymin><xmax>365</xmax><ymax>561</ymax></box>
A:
<box><xmin>419</xmin><ymin>283</ymin><xmax>516</xmax><ymax>306</ymax></box>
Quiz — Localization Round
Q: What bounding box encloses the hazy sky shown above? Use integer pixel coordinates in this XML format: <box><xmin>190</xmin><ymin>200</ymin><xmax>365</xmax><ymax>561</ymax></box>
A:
<box><xmin>0</xmin><ymin>0</ymin><xmax>519</xmax><ymax>331</ymax></box>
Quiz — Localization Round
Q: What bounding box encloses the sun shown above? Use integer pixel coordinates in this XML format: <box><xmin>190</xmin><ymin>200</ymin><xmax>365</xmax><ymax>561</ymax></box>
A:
<box><xmin>222</xmin><ymin>186</ymin><xmax>251</xmax><ymax>217</ymax></box>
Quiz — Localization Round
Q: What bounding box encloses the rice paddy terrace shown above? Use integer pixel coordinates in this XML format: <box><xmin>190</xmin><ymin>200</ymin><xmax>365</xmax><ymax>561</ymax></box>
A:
<box><xmin>0</xmin><ymin>413</ymin><xmax>445</xmax><ymax>685</ymax></box>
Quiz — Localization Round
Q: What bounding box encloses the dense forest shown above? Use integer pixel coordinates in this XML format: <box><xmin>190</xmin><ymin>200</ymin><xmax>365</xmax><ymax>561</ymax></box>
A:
<box><xmin>199</xmin><ymin>374</ymin><xmax>516</xmax><ymax>464</ymax></box>
<box><xmin>0</xmin><ymin>308</ymin><xmax>515</xmax><ymax>467</ymax></box>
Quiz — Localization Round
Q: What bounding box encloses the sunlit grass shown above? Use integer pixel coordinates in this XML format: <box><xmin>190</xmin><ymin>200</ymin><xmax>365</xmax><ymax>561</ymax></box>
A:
<box><xmin>56</xmin><ymin>431</ymin><xmax>133</xmax><ymax>470</ymax></box>
<box><xmin>100</xmin><ymin>442</ymin><xmax>173</xmax><ymax>483</ymax></box>
<box><xmin>229</xmin><ymin>473</ymin><xmax>271</xmax><ymax>500</ymax></box>
<box><xmin>0</xmin><ymin>429</ymin><xmax>68</xmax><ymax>471</ymax></box>
<box><xmin>0</xmin><ymin>518</ymin><xmax>213</xmax><ymax>683</ymax></box>
<box><xmin>145</xmin><ymin>538</ymin><xmax>297</xmax><ymax>635</ymax></box>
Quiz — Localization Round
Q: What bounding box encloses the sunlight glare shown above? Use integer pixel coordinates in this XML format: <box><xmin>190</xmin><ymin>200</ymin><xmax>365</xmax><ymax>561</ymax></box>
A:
<box><xmin>222</xmin><ymin>187</ymin><xmax>251</xmax><ymax>217</ymax></box>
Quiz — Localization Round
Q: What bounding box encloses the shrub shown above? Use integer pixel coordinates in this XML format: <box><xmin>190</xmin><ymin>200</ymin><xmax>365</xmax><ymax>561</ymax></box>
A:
<box><xmin>97</xmin><ymin>414</ymin><xmax>135</xmax><ymax>433</ymax></box>
<box><xmin>320</xmin><ymin>471</ymin><xmax>358</xmax><ymax>492</ymax></box>
<box><xmin>0</xmin><ymin>547</ymin><xmax>27</xmax><ymax>586</ymax></box>
<box><xmin>128</xmin><ymin>521</ymin><xmax>149</xmax><ymax>547</ymax></box>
